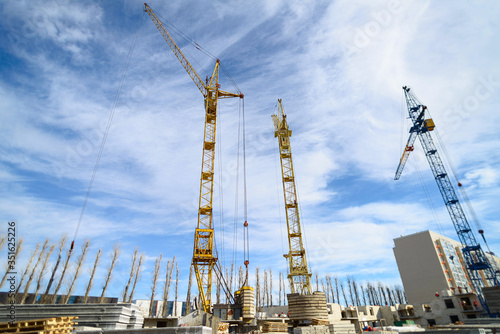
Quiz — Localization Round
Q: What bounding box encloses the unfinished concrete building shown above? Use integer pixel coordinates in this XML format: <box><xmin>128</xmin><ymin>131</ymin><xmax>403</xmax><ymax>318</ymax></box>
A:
<box><xmin>393</xmin><ymin>230</ymin><xmax>500</xmax><ymax>326</ymax></box>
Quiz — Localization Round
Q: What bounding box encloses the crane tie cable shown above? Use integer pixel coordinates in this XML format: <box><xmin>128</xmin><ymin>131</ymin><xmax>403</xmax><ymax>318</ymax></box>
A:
<box><xmin>71</xmin><ymin>10</ymin><xmax>144</xmax><ymax>252</ymax></box>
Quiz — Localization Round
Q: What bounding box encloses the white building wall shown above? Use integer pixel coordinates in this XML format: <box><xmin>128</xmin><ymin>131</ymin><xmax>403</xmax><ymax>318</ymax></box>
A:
<box><xmin>134</xmin><ymin>300</ymin><xmax>185</xmax><ymax>318</ymax></box>
<box><xmin>393</xmin><ymin>230</ymin><xmax>450</xmax><ymax>305</ymax></box>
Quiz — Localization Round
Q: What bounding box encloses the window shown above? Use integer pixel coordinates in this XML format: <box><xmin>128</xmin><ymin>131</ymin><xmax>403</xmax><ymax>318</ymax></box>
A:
<box><xmin>450</xmin><ymin>315</ymin><xmax>460</xmax><ymax>323</ymax></box>
<box><xmin>460</xmin><ymin>297</ymin><xmax>473</xmax><ymax>311</ymax></box>
<box><xmin>423</xmin><ymin>304</ymin><xmax>432</xmax><ymax>312</ymax></box>
<box><xmin>427</xmin><ymin>319</ymin><xmax>436</xmax><ymax>326</ymax></box>
<box><xmin>466</xmin><ymin>314</ymin><xmax>477</xmax><ymax>319</ymax></box>
<box><xmin>370</xmin><ymin>308</ymin><xmax>374</xmax><ymax>315</ymax></box>
<box><xmin>444</xmin><ymin>299</ymin><xmax>455</xmax><ymax>309</ymax></box>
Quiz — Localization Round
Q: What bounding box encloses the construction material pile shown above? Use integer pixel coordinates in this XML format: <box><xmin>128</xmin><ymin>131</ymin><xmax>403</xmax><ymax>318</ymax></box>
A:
<box><xmin>0</xmin><ymin>316</ymin><xmax>77</xmax><ymax>334</ymax></box>
<box><xmin>217</xmin><ymin>322</ymin><xmax>230</xmax><ymax>334</ymax></box>
<box><xmin>262</xmin><ymin>321</ymin><xmax>288</xmax><ymax>333</ymax></box>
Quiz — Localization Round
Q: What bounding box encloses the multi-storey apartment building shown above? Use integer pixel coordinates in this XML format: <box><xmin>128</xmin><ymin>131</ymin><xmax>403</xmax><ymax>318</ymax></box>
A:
<box><xmin>393</xmin><ymin>230</ymin><xmax>500</xmax><ymax>326</ymax></box>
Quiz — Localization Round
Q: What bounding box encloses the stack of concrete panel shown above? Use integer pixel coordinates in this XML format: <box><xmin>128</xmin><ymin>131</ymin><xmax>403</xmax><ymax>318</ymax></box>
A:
<box><xmin>75</xmin><ymin>325</ymin><xmax>213</xmax><ymax>334</ymax></box>
<box><xmin>0</xmin><ymin>303</ymin><xmax>143</xmax><ymax>329</ymax></box>
<box><xmin>328</xmin><ymin>322</ymin><xmax>357</xmax><ymax>334</ymax></box>
<box><xmin>288</xmin><ymin>292</ymin><xmax>329</xmax><ymax>321</ymax></box>
<box><xmin>294</xmin><ymin>325</ymin><xmax>330</xmax><ymax>334</ymax></box>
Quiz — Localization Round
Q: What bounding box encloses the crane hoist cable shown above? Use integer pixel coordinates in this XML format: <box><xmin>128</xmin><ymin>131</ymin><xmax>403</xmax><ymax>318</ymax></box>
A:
<box><xmin>241</xmin><ymin>98</ymin><xmax>250</xmax><ymax>282</ymax></box>
<box><xmin>216</xmin><ymin>104</ymin><xmax>225</xmax><ymax>270</ymax></box>
<box><xmin>409</xmin><ymin>153</ymin><xmax>445</xmax><ymax>235</ymax></box>
<box><xmin>231</xmin><ymin>98</ymin><xmax>250</xmax><ymax>285</ymax></box>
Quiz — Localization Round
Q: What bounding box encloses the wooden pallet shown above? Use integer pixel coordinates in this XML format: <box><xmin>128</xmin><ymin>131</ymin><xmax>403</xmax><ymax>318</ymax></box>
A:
<box><xmin>311</xmin><ymin>318</ymin><xmax>329</xmax><ymax>326</ymax></box>
<box><xmin>0</xmin><ymin>316</ymin><xmax>78</xmax><ymax>334</ymax></box>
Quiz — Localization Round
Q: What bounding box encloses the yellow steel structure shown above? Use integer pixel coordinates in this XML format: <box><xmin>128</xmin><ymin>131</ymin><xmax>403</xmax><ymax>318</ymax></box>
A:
<box><xmin>145</xmin><ymin>4</ymin><xmax>242</xmax><ymax>313</ymax></box>
<box><xmin>272</xmin><ymin>99</ymin><xmax>312</xmax><ymax>295</ymax></box>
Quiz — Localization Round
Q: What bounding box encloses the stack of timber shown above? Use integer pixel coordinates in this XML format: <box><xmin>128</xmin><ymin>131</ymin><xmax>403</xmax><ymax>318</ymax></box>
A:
<box><xmin>218</xmin><ymin>322</ymin><xmax>230</xmax><ymax>334</ymax></box>
<box><xmin>311</xmin><ymin>318</ymin><xmax>329</xmax><ymax>326</ymax></box>
<box><xmin>287</xmin><ymin>292</ymin><xmax>328</xmax><ymax>321</ymax></box>
<box><xmin>0</xmin><ymin>316</ymin><xmax>77</xmax><ymax>334</ymax></box>
<box><xmin>262</xmin><ymin>321</ymin><xmax>288</xmax><ymax>333</ymax></box>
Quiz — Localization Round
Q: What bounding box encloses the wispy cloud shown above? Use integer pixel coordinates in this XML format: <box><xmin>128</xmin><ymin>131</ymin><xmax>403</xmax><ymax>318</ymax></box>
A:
<box><xmin>0</xmin><ymin>0</ymin><xmax>498</xmax><ymax>301</ymax></box>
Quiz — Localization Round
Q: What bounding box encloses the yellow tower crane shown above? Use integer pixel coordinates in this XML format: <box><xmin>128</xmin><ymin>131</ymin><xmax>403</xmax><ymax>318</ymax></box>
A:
<box><xmin>144</xmin><ymin>4</ymin><xmax>243</xmax><ymax>313</ymax></box>
<box><xmin>272</xmin><ymin>99</ymin><xmax>312</xmax><ymax>295</ymax></box>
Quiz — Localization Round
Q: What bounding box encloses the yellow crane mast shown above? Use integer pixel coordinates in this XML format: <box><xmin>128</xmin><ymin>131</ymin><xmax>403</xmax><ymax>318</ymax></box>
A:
<box><xmin>272</xmin><ymin>99</ymin><xmax>312</xmax><ymax>295</ymax></box>
<box><xmin>144</xmin><ymin>4</ymin><xmax>243</xmax><ymax>313</ymax></box>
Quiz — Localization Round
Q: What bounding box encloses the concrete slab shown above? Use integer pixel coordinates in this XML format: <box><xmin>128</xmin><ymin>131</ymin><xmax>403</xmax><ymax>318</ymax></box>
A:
<box><xmin>178</xmin><ymin>310</ymin><xmax>221</xmax><ymax>334</ymax></box>
<box><xmin>0</xmin><ymin>303</ymin><xmax>144</xmax><ymax>329</ymax></box>
<box><xmin>75</xmin><ymin>325</ymin><xmax>212</xmax><ymax>334</ymax></box>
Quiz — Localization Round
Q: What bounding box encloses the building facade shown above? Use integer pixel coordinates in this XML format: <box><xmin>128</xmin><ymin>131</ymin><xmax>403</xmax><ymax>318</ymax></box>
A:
<box><xmin>393</xmin><ymin>230</ymin><xmax>500</xmax><ymax>326</ymax></box>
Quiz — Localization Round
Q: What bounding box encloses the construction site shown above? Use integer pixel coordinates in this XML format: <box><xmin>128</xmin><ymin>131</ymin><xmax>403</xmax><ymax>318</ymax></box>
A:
<box><xmin>1</xmin><ymin>2</ymin><xmax>500</xmax><ymax>334</ymax></box>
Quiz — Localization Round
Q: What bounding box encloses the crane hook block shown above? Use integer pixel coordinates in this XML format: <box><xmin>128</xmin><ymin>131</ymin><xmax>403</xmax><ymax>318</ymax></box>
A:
<box><xmin>244</xmin><ymin>221</ymin><xmax>248</xmax><ymax>227</ymax></box>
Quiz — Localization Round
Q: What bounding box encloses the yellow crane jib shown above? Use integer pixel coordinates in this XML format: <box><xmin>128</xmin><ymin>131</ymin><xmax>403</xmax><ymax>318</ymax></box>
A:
<box><xmin>272</xmin><ymin>99</ymin><xmax>312</xmax><ymax>295</ymax></box>
<box><xmin>144</xmin><ymin>3</ymin><xmax>243</xmax><ymax>313</ymax></box>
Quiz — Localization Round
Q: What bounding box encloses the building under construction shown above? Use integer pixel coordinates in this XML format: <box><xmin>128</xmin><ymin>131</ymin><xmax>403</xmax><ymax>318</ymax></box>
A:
<box><xmin>1</xmin><ymin>3</ymin><xmax>500</xmax><ymax>334</ymax></box>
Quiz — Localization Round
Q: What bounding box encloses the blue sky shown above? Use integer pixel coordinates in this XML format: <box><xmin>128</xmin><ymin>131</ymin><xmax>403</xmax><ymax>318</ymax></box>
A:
<box><xmin>1</xmin><ymin>0</ymin><xmax>499</xmax><ymax>304</ymax></box>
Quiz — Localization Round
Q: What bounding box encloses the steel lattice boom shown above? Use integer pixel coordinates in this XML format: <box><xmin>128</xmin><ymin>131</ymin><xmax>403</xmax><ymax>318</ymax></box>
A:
<box><xmin>395</xmin><ymin>86</ymin><xmax>500</xmax><ymax>314</ymax></box>
<box><xmin>272</xmin><ymin>99</ymin><xmax>312</xmax><ymax>295</ymax></box>
<box><xmin>145</xmin><ymin>4</ymin><xmax>242</xmax><ymax>313</ymax></box>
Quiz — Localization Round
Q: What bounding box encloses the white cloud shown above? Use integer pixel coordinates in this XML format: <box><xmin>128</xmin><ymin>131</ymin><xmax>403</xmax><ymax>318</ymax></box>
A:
<box><xmin>1</xmin><ymin>0</ymin><xmax>499</xmax><ymax>301</ymax></box>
